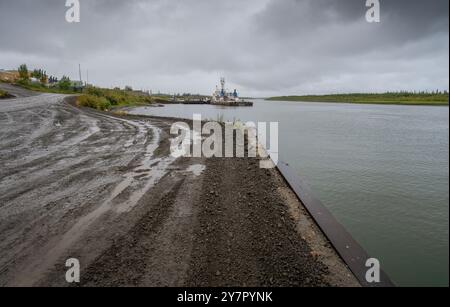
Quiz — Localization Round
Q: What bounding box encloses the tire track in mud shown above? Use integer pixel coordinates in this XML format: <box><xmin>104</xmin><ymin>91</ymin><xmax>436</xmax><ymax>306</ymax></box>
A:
<box><xmin>0</xmin><ymin>93</ymin><xmax>184</xmax><ymax>286</ymax></box>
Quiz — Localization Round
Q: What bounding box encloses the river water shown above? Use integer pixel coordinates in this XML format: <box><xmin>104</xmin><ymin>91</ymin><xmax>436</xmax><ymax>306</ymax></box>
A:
<box><xmin>130</xmin><ymin>99</ymin><xmax>449</xmax><ymax>287</ymax></box>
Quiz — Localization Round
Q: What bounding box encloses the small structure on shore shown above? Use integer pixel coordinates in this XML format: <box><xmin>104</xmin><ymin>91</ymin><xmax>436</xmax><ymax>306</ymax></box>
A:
<box><xmin>211</xmin><ymin>78</ymin><xmax>253</xmax><ymax>107</ymax></box>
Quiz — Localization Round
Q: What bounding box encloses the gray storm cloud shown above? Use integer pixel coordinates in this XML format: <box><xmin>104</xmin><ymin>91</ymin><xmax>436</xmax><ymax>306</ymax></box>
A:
<box><xmin>0</xmin><ymin>0</ymin><xmax>448</xmax><ymax>96</ymax></box>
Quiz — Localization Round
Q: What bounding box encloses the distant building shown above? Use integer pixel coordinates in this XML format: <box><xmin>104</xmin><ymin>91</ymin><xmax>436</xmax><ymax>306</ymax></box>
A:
<box><xmin>70</xmin><ymin>81</ymin><xmax>84</xmax><ymax>91</ymax></box>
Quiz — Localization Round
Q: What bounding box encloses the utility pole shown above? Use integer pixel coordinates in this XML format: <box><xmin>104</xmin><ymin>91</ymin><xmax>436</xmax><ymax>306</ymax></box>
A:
<box><xmin>78</xmin><ymin>64</ymin><xmax>82</xmax><ymax>84</ymax></box>
<box><xmin>86</xmin><ymin>69</ymin><xmax>89</xmax><ymax>86</ymax></box>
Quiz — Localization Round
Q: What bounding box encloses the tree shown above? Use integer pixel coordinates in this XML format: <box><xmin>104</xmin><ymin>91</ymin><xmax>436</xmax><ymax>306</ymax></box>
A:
<box><xmin>59</xmin><ymin>76</ymin><xmax>71</xmax><ymax>90</ymax></box>
<box><xmin>31</xmin><ymin>69</ymin><xmax>40</xmax><ymax>79</ymax></box>
<box><xmin>49</xmin><ymin>76</ymin><xmax>58</xmax><ymax>84</ymax></box>
<box><xmin>40</xmin><ymin>72</ymin><xmax>48</xmax><ymax>85</ymax></box>
<box><xmin>18</xmin><ymin>64</ymin><xmax>29</xmax><ymax>81</ymax></box>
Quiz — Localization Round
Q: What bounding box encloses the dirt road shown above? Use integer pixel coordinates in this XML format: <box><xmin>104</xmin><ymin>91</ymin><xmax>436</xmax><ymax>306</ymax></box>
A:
<box><xmin>0</xmin><ymin>84</ymin><xmax>358</xmax><ymax>287</ymax></box>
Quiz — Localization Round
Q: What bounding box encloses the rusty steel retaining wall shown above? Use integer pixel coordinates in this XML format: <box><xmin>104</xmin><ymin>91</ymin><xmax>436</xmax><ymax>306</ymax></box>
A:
<box><xmin>276</xmin><ymin>161</ymin><xmax>395</xmax><ymax>287</ymax></box>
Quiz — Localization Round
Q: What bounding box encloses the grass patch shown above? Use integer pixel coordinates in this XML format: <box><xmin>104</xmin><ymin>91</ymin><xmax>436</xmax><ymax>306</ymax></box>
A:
<box><xmin>77</xmin><ymin>95</ymin><xmax>112</xmax><ymax>111</ymax></box>
<box><xmin>266</xmin><ymin>93</ymin><xmax>449</xmax><ymax>106</ymax></box>
<box><xmin>77</xmin><ymin>87</ymin><xmax>170</xmax><ymax>111</ymax></box>
<box><xmin>113</xmin><ymin>110</ymin><xmax>129</xmax><ymax>116</ymax></box>
<box><xmin>84</xmin><ymin>87</ymin><xmax>153</xmax><ymax>107</ymax></box>
<box><xmin>0</xmin><ymin>89</ymin><xmax>10</xmax><ymax>98</ymax></box>
<box><xmin>16</xmin><ymin>80</ymin><xmax>80</xmax><ymax>94</ymax></box>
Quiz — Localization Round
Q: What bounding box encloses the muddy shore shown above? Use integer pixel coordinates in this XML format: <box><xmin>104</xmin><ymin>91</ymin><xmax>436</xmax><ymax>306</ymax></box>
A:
<box><xmin>0</xmin><ymin>84</ymin><xmax>358</xmax><ymax>287</ymax></box>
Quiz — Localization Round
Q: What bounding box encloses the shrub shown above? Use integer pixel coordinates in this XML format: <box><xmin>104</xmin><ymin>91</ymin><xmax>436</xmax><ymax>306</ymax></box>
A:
<box><xmin>18</xmin><ymin>64</ymin><xmax>29</xmax><ymax>81</ymax></box>
<box><xmin>59</xmin><ymin>76</ymin><xmax>71</xmax><ymax>90</ymax></box>
<box><xmin>85</xmin><ymin>86</ymin><xmax>104</xmax><ymax>97</ymax></box>
<box><xmin>0</xmin><ymin>89</ymin><xmax>10</xmax><ymax>98</ymax></box>
<box><xmin>77</xmin><ymin>95</ymin><xmax>111</xmax><ymax>111</ymax></box>
<box><xmin>83</xmin><ymin>86</ymin><xmax>154</xmax><ymax>107</ymax></box>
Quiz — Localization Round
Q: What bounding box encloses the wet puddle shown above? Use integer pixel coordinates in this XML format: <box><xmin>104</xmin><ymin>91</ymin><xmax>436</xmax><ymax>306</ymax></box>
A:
<box><xmin>186</xmin><ymin>164</ymin><xmax>206</xmax><ymax>177</ymax></box>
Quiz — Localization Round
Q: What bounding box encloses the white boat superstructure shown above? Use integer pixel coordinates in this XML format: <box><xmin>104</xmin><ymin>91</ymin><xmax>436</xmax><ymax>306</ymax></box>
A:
<box><xmin>211</xmin><ymin>78</ymin><xmax>253</xmax><ymax>106</ymax></box>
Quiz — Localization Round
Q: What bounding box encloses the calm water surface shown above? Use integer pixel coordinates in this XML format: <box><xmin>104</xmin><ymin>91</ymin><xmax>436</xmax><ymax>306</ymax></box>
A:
<box><xmin>131</xmin><ymin>99</ymin><xmax>449</xmax><ymax>286</ymax></box>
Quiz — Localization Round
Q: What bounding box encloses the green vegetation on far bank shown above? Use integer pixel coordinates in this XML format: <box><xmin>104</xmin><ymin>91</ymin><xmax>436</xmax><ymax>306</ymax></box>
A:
<box><xmin>266</xmin><ymin>92</ymin><xmax>449</xmax><ymax>106</ymax></box>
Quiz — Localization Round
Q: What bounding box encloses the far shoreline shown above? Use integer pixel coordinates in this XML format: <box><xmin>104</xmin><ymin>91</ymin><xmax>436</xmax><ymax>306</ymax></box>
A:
<box><xmin>265</xmin><ymin>93</ymin><xmax>449</xmax><ymax>107</ymax></box>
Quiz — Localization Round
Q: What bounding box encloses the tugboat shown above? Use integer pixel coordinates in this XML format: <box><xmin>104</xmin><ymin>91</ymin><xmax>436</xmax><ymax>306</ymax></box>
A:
<box><xmin>211</xmin><ymin>78</ymin><xmax>253</xmax><ymax>107</ymax></box>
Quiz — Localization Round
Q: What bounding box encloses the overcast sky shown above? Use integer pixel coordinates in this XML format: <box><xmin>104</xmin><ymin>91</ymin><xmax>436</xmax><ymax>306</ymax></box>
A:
<box><xmin>0</xmin><ymin>0</ymin><xmax>448</xmax><ymax>96</ymax></box>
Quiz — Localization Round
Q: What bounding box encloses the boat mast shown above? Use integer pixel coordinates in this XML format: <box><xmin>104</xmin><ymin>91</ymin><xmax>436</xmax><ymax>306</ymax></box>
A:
<box><xmin>220</xmin><ymin>77</ymin><xmax>225</xmax><ymax>96</ymax></box>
